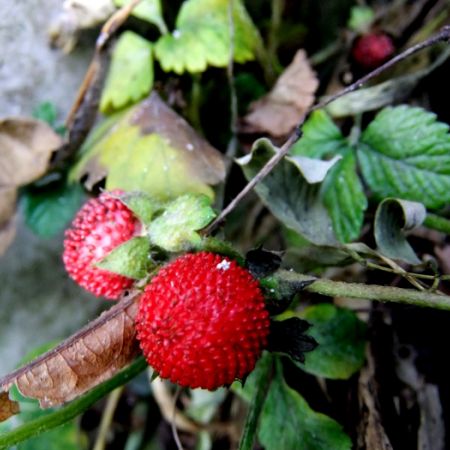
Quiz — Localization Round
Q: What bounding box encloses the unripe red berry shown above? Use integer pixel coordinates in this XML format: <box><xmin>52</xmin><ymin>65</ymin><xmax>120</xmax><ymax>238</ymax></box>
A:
<box><xmin>352</xmin><ymin>33</ymin><xmax>394</xmax><ymax>69</ymax></box>
<box><xmin>136</xmin><ymin>252</ymin><xmax>270</xmax><ymax>390</ymax></box>
<box><xmin>63</xmin><ymin>191</ymin><xmax>139</xmax><ymax>299</ymax></box>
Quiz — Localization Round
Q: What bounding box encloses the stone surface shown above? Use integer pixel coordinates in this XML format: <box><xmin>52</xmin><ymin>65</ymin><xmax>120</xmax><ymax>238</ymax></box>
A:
<box><xmin>0</xmin><ymin>0</ymin><xmax>93</xmax><ymax>118</ymax></box>
<box><xmin>0</xmin><ymin>0</ymin><xmax>102</xmax><ymax>373</ymax></box>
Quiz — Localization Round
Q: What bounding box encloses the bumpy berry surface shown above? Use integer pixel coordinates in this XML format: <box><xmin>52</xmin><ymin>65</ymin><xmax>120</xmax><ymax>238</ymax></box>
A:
<box><xmin>63</xmin><ymin>191</ymin><xmax>139</xmax><ymax>299</ymax></box>
<box><xmin>352</xmin><ymin>33</ymin><xmax>394</xmax><ymax>69</ymax></box>
<box><xmin>136</xmin><ymin>252</ymin><xmax>270</xmax><ymax>390</ymax></box>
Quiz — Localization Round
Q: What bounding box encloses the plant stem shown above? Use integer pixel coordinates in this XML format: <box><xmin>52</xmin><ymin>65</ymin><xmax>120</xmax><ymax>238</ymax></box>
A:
<box><xmin>277</xmin><ymin>270</ymin><xmax>450</xmax><ymax>310</ymax></box>
<box><xmin>93</xmin><ymin>386</ymin><xmax>124</xmax><ymax>450</ymax></box>
<box><xmin>238</xmin><ymin>356</ymin><xmax>273</xmax><ymax>450</ymax></box>
<box><xmin>205</xmin><ymin>25</ymin><xmax>450</xmax><ymax>233</ymax></box>
<box><xmin>0</xmin><ymin>357</ymin><xmax>147</xmax><ymax>450</ymax></box>
<box><xmin>424</xmin><ymin>213</ymin><xmax>450</xmax><ymax>234</ymax></box>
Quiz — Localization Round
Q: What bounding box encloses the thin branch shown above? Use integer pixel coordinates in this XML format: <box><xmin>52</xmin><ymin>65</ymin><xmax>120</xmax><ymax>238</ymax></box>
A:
<box><xmin>205</xmin><ymin>25</ymin><xmax>450</xmax><ymax>233</ymax></box>
<box><xmin>93</xmin><ymin>386</ymin><xmax>124</xmax><ymax>450</ymax></box>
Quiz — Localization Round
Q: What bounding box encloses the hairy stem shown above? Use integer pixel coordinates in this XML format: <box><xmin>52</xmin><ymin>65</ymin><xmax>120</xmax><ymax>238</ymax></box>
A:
<box><xmin>0</xmin><ymin>357</ymin><xmax>147</xmax><ymax>449</ymax></box>
<box><xmin>277</xmin><ymin>270</ymin><xmax>450</xmax><ymax>310</ymax></box>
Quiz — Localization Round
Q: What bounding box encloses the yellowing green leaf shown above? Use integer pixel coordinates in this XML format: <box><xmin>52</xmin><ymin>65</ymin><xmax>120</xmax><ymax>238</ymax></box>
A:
<box><xmin>100</xmin><ymin>31</ymin><xmax>154</xmax><ymax>113</ymax></box>
<box><xmin>114</xmin><ymin>0</ymin><xmax>168</xmax><ymax>33</ymax></box>
<box><xmin>148</xmin><ymin>194</ymin><xmax>216</xmax><ymax>252</ymax></box>
<box><xmin>154</xmin><ymin>0</ymin><xmax>261</xmax><ymax>74</ymax></box>
<box><xmin>70</xmin><ymin>93</ymin><xmax>225</xmax><ymax>200</ymax></box>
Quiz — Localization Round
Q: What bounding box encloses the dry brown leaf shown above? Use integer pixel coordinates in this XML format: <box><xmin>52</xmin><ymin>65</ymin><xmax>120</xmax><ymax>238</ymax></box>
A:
<box><xmin>0</xmin><ymin>392</ymin><xmax>20</xmax><ymax>422</ymax></box>
<box><xmin>0</xmin><ymin>118</ymin><xmax>62</xmax><ymax>187</ymax></box>
<box><xmin>0</xmin><ymin>293</ymin><xmax>140</xmax><ymax>410</ymax></box>
<box><xmin>243</xmin><ymin>50</ymin><xmax>319</xmax><ymax>137</ymax></box>
<box><xmin>0</xmin><ymin>187</ymin><xmax>17</xmax><ymax>256</ymax></box>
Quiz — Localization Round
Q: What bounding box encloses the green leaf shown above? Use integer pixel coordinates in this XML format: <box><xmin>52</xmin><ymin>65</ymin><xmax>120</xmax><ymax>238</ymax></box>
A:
<box><xmin>32</xmin><ymin>102</ymin><xmax>57</xmax><ymax>127</ymax></box>
<box><xmin>299</xmin><ymin>304</ymin><xmax>367</xmax><ymax>379</ymax></box>
<box><xmin>291</xmin><ymin>110</ymin><xmax>367</xmax><ymax>242</ymax></box>
<box><xmin>96</xmin><ymin>236</ymin><xmax>152</xmax><ymax>279</ymax></box>
<box><xmin>154</xmin><ymin>0</ymin><xmax>261</xmax><ymax>74</ymax></box>
<box><xmin>358</xmin><ymin>105</ymin><xmax>450</xmax><ymax>209</ymax></box>
<box><xmin>70</xmin><ymin>93</ymin><xmax>225</xmax><ymax>201</ymax></box>
<box><xmin>374</xmin><ymin>198</ymin><xmax>426</xmax><ymax>264</ymax></box>
<box><xmin>148</xmin><ymin>194</ymin><xmax>216</xmax><ymax>252</ymax></box>
<box><xmin>238</xmin><ymin>137</ymin><xmax>338</xmax><ymax>246</ymax></box>
<box><xmin>114</xmin><ymin>0</ymin><xmax>168</xmax><ymax>33</ymax></box>
<box><xmin>347</xmin><ymin>6</ymin><xmax>374</xmax><ymax>33</ymax></box>
<box><xmin>322</xmin><ymin>153</ymin><xmax>367</xmax><ymax>242</ymax></box>
<box><xmin>100</xmin><ymin>31</ymin><xmax>154</xmax><ymax>114</ymax></box>
<box><xmin>258</xmin><ymin>359</ymin><xmax>352</xmax><ymax>450</ymax></box>
<box><xmin>21</xmin><ymin>182</ymin><xmax>85</xmax><ymax>238</ymax></box>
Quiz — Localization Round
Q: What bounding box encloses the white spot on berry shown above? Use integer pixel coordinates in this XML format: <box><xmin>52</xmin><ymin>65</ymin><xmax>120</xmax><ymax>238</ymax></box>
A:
<box><xmin>186</xmin><ymin>143</ymin><xmax>194</xmax><ymax>151</ymax></box>
<box><xmin>216</xmin><ymin>259</ymin><xmax>231</xmax><ymax>271</ymax></box>
<box><xmin>173</xmin><ymin>30</ymin><xmax>181</xmax><ymax>39</ymax></box>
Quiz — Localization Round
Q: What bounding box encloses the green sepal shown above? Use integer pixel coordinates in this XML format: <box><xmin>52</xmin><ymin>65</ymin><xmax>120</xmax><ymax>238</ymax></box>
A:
<box><xmin>95</xmin><ymin>236</ymin><xmax>153</xmax><ymax>279</ymax></box>
<box><xmin>118</xmin><ymin>191</ymin><xmax>162</xmax><ymax>226</ymax></box>
<box><xmin>148</xmin><ymin>194</ymin><xmax>216</xmax><ymax>252</ymax></box>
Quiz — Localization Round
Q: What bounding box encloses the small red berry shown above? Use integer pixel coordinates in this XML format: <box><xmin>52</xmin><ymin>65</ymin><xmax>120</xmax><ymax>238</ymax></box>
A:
<box><xmin>352</xmin><ymin>33</ymin><xmax>394</xmax><ymax>69</ymax></box>
<box><xmin>63</xmin><ymin>191</ymin><xmax>140</xmax><ymax>299</ymax></box>
<box><xmin>136</xmin><ymin>252</ymin><xmax>270</xmax><ymax>390</ymax></box>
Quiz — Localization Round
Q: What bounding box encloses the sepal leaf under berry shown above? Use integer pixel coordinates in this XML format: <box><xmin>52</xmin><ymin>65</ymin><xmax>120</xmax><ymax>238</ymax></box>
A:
<box><xmin>260</xmin><ymin>270</ymin><xmax>316</xmax><ymax>315</ymax></box>
<box><xmin>117</xmin><ymin>191</ymin><xmax>161</xmax><ymax>226</ymax></box>
<box><xmin>95</xmin><ymin>236</ymin><xmax>153</xmax><ymax>280</ymax></box>
<box><xmin>374</xmin><ymin>197</ymin><xmax>425</xmax><ymax>264</ymax></box>
<box><xmin>148</xmin><ymin>194</ymin><xmax>216</xmax><ymax>252</ymax></box>
<box><xmin>245</xmin><ymin>247</ymin><xmax>282</xmax><ymax>278</ymax></box>
<box><xmin>267</xmin><ymin>318</ymin><xmax>317</xmax><ymax>363</ymax></box>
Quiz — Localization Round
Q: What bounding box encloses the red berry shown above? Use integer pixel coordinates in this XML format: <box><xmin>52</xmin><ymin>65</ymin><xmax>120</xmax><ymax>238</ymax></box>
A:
<box><xmin>136</xmin><ymin>252</ymin><xmax>270</xmax><ymax>390</ymax></box>
<box><xmin>63</xmin><ymin>191</ymin><xmax>140</xmax><ymax>299</ymax></box>
<box><xmin>352</xmin><ymin>33</ymin><xmax>394</xmax><ymax>69</ymax></box>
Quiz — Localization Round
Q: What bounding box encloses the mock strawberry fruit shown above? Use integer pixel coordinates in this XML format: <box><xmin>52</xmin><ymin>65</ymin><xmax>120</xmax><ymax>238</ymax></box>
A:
<box><xmin>352</xmin><ymin>33</ymin><xmax>394</xmax><ymax>69</ymax></box>
<box><xmin>63</xmin><ymin>191</ymin><xmax>140</xmax><ymax>299</ymax></box>
<box><xmin>136</xmin><ymin>252</ymin><xmax>270</xmax><ymax>390</ymax></box>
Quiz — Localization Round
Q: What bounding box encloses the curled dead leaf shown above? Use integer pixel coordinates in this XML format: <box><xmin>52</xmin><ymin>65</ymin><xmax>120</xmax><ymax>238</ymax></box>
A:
<box><xmin>0</xmin><ymin>293</ymin><xmax>140</xmax><ymax>410</ymax></box>
<box><xmin>243</xmin><ymin>50</ymin><xmax>319</xmax><ymax>137</ymax></box>
<box><xmin>0</xmin><ymin>392</ymin><xmax>20</xmax><ymax>422</ymax></box>
<box><xmin>0</xmin><ymin>118</ymin><xmax>62</xmax><ymax>187</ymax></box>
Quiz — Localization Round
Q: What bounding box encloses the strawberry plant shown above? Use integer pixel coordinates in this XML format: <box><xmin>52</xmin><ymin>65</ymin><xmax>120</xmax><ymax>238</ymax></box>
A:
<box><xmin>1</xmin><ymin>1</ymin><xmax>450</xmax><ymax>449</ymax></box>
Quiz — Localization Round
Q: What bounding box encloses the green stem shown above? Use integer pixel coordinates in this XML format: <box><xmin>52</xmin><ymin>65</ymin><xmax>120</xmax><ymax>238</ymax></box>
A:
<box><xmin>424</xmin><ymin>213</ymin><xmax>450</xmax><ymax>234</ymax></box>
<box><xmin>238</xmin><ymin>356</ymin><xmax>273</xmax><ymax>450</ymax></box>
<box><xmin>0</xmin><ymin>357</ymin><xmax>147</xmax><ymax>450</ymax></box>
<box><xmin>276</xmin><ymin>270</ymin><xmax>450</xmax><ymax>310</ymax></box>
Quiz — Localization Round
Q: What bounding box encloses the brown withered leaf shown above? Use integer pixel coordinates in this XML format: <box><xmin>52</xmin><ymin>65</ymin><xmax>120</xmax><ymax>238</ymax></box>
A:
<box><xmin>70</xmin><ymin>92</ymin><xmax>226</xmax><ymax>200</ymax></box>
<box><xmin>0</xmin><ymin>118</ymin><xmax>62</xmax><ymax>187</ymax></box>
<box><xmin>0</xmin><ymin>187</ymin><xmax>17</xmax><ymax>256</ymax></box>
<box><xmin>0</xmin><ymin>293</ymin><xmax>140</xmax><ymax>410</ymax></box>
<box><xmin>0</xmin><ymin>392</ymin><xmax>20</xmax><ymax>422</ymax></box>
<box><xmin>243</xmin><ymin>50</ymin><xmax>319</xmax><ymax>137</ymax></box>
